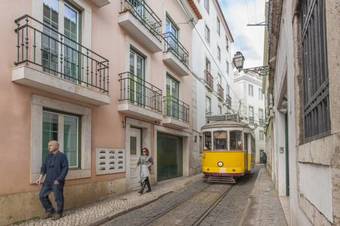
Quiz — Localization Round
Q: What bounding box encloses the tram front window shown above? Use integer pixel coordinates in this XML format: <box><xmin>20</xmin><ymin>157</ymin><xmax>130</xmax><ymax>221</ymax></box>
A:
<box><xmin>213</xmin><ymin>131</ymin><xmax>227</xmax><ymax>150</ymax></box>
<box><xmin>203</xmin><ymin>132</ymin><xmax>212</xmax><ymax>150</ymax></box>
<box><xmin>230</xmin><ymin>131</ymin><xmax>242</xmax><ymax>150</ymax></box>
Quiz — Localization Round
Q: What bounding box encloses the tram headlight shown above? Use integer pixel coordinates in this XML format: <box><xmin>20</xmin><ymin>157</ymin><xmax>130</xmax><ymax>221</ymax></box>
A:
<box><xmin>217</xmin><ymin>161</ymin><xmax>224</xmax><ymax>167</ymax></box>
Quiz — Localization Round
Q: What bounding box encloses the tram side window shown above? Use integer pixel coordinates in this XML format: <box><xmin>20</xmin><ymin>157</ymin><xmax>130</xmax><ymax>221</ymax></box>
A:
<box><xmin>213</xmin><ymin>131</ymin><xmax>227</xmax><ymax>150</ymax></box>
<box><xmin>244</xmin><ymin>133</ymin><xmax>249</xmax><ymax>152</ymax></box>
<box><xmin>230</xmin><ymin>131</ymin><xmax>242</xmax><ymax>150</ymax></box>
<box><xmin>203</xmin><ymin>132</ymin><xmax>212</xmax><ymax>150</ymax></box>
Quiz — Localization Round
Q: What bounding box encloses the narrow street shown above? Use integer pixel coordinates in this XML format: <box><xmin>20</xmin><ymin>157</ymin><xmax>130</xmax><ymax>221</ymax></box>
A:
<box><xmin>101</xmin><ymin>168</ymin><xmax>259</xmax><ymax>226</ymax></box>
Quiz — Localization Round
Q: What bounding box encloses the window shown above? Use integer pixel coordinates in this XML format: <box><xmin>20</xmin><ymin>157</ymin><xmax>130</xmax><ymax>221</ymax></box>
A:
<box><xmin>301</xmin><ymin>0</ymin><xmax>330</xmax><ymax>140</ymax></box>
<box><xmin>218</xmin><ymin>73</ymin><xmax>222</xmax><ymax>84</ymax></box>
<box><xmin>206</xmin><ymin>96</ymin><xmax>211</xmax><ymax>114</ymax></box>
<box><xmin>258</xmin><ymin>88</ymin><xmax>263</xmax><ymax>100</ymax></box>
<box><xmin>249</xmin><ymin>106</ymin><xmax>254</xmax><ymax>123</ymax></box>
<box><xmin>204</xmin><ymin>0</ymin><xmax>209</xmax><ymax>13</ymax></box>
<box><xmin>205</xmin><ymin>25</ymin><xmax>210</xmax><ymax>44</ymax></box>
<box><xmin>166</xmin><ymin>74</ymin><xmax>180</xmax><ymax>118</ymax></box>
<box><xmin>248</xmin><ymin>84</ymin><xmax>254</xmax><ymax>96</ymax></box>
<box><xmin>226</xmin><ymin>36</ymin><xmax>229</xmax><ymax>52</ymax></box>
<box><xmin>226</xmin><ymin>83</ymin><xmax>230</xmax><ymax>96</ymax></box>
<box><xmin>226</xmin><ymin>60</ymin><xmax>229</xmax><ymax>74</ymax></box>
<box><xmin>165</xmin><ymin>15</ymin><xmax>179</xmax><ymax>51</ymax></box>
<box><xmin>259</xmin><ymin>131</ymin><xmax>264</xmax><ymax>141</ymax></box>
<box><xmin>218</xmin><ymin>105</ymin><xmax>222</xmax><ymax>114</ymax></box>
<box><xmin>217</xmin><ymin>46</ymin><xmax>221</xmax><ymax>61</ymax></box>
<box><xmin>259</xmin><ymin>108</ymin><xmax>264</xmax><ymax>122</ymax></box>
<box><xmin>230</xmin><ymin>131</ymin><xmax>242</xmax><ymax>150</ymax></box>
<box><xmin>203</xmin><ymin>131</ymin><xmax>212</xmax><ymax>150</ymax></box>
<box><xmin>217</xmin><ymin>17</ymin><xmax>220</xmax><ymax>35</ymax></box>
<box><xmin>43</xmin><ymin>109</ymin><xmax>80</xmax><ymax>168</ymax></box>
<box><xmin>213</xmin><ymin>131</ymin><xmax>227</xmax><ymax>150</ymax></box>
<box><xmin>42</xmin><ymin>0</ymin><xmax>81</xmax><ymax>80</ymax></box>
<box><xmin>205</xmin><ymin>58</ymin><xmax>211</xmax><ymax>72</ymax></box>
<box><xmin>129</xmin><ymin>48</ymin><xmax>146</xmax><ymax>105</ymax></box>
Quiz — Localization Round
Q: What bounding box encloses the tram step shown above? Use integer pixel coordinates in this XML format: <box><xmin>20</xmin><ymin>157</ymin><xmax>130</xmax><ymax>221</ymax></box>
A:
<box><xmin>206</xmin><ymin>176</ymin><xmax>236</xmax><ymax>184</ymax></box>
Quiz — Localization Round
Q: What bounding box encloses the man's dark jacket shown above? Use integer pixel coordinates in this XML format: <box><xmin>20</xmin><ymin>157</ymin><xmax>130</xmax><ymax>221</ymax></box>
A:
<box><xmin>41</xmin><ymin>151</ymin><xmax>69</xmax><ymax>185</ymax></box>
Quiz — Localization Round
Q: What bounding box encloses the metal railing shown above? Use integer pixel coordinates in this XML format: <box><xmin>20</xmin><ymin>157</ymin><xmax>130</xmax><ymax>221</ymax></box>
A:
<box><xmin>204</xmin><ymin>70</ymin><xmax>213</xmax><ymax>91</ymax></box>
<box><xmin>119</xmin><ymin>72</ymin><xmax>162</xmax><ymax>113</ymax></box>
<box><xmin>120</xmin><ymin>0</ymin><xmax>162</xmax><ymax>41</ymax></box>
<box><xmin>163</xmin><ymin>96</ymin><xmax>189</xmax><ymax>123</ymax></box>
<box><xmin>15</xmin><ymin>15</ymin><xmax>109</xmax><ymax>93</ymax></box>
<box><xmin>163</xmin><ymin>32</ymin><xmax>189</xmax><ymax>67</ymax></box>
<box><xmin>217</xmin><ymin>83</ymin><xmax>224</xmax><ymax>100</ymax></box>
<box><xmin>225</xmin><ymin>95</ymin><xmax>231</xmax><ymax>108</ymax></box>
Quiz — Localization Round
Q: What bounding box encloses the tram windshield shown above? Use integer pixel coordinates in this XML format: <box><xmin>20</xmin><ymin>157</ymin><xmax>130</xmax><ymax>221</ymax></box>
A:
<box><xmin>213</xmin><ymin>131</ymin><xmax>227</xmax><ymax>150</ymax></box>
<box><xmin>230</xmin><ymin>130</ymin><xmax>242</xmax><ymax>150</ymax></box>
<box><xmin>203</xmin><ymin>132</ymin><xmax>212</xmax><ymax>150</ymax></box>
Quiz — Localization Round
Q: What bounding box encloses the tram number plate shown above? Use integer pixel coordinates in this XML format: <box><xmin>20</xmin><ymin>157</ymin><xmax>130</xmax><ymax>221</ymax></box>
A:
<box><xmin>219</xmin><ymin>168</ymin><xmax>226</xmax><ymax>173</ymax></box>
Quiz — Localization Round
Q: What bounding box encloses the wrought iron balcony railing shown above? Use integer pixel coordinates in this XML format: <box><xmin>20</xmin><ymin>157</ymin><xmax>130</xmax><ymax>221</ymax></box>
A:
<box><xmin>14</xmin><ymin>15</ymin><xmax>109</xmax><ymax>93</ymax></box>
<box><xmin>120</xmin><ymin>0</ymin><xmax>162</xmax><ymax>41</ymax></box>
<box><xmin>217</xmin><ymin>83</ymin><xmax>224</xmax><ymax>100</ymax></box>
<box><xmin>119</xmin><ymin>72</ymin><xmax>162</xmax><ymax>113</ymax></box>
<box><xmin>204</xmin><ymin>70</ymin><xmax>213</xmax><ymax>91</ymax></box>
<box><xmin>163</xmin><ymin>96</ymin><xmax>189</xmax><ymax>123</ymax></box>
<box><xmin>163</xmin><ymin>32</ymin><xmax>189</xmax><ymax>67</ymax></box>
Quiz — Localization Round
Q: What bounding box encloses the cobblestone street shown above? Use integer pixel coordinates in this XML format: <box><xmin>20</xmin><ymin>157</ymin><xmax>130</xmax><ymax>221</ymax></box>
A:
<box><xmin>17</xmin><ymin>166</ymin><xmax>287</xmax><ymax>226</ymax></box>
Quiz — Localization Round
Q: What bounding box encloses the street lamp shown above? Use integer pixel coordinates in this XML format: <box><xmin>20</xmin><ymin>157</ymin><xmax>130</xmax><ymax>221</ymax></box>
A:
<box><xmin>233</xmin><ymin>51</ymin><xmax>245</xmax><ymax>72</ymax></box>
<box><xmin>232</xmin><ymin>51</ymin><xmax>269</xmax><ymax>76</ymax></box>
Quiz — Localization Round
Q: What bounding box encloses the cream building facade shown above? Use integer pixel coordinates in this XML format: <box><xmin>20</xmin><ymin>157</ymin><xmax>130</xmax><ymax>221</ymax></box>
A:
<box><xmin>234</xmin><ymin>70</ymin><xmax>266</xmax><ymax>163</ymax></box>
<box><xmin>0</xmin><ymin>0</ymin><xmax>202</xmax><ymax>224</ymax></box>
<box><xmin>192</xmin><ymin>0</ymin><xmax>234</xmax><ymax>132</ymax></box>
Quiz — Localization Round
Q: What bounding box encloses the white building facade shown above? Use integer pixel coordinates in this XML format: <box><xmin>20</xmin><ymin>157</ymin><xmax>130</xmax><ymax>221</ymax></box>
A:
<box><xmin>234</xmin><ymin>70</ymin><xmax>265</xmax><ymax>163</ymax></box>
<box><xmin>192</xmin><ymin>0</ymin><xmax>234</xmax><ymax>132</ymax></box>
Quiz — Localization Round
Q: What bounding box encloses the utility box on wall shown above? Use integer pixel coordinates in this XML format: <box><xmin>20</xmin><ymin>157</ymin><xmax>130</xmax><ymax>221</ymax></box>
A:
<box><xmin>96</xmin><ymin>148</ymin><xmax>125</xmax><ymax>175</ymax></box>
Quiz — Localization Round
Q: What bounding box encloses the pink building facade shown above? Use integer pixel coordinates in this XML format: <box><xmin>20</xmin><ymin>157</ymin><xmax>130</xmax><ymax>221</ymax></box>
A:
<box><xmin>0</xmin><ymin>0</ymin><xmax>202</xmax><ymax>224</ymax></box>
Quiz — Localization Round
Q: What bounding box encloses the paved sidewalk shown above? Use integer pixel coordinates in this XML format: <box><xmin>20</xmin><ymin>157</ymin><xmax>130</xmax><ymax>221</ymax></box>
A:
<box><xmin>16</xmin><ymin>174</ymin><xmax>202</xmax><ymax>226</ymax></box>
<box><xmin>241</xmin><ymin>167</ymin><xmax>288</xmax><ymax>226</ymax></box>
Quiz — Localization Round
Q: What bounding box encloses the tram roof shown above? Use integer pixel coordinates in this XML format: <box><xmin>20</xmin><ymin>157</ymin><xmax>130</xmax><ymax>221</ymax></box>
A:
<box><xmin>201</xmin><ymin>120</ymin><xmax>251</xmax><ymax>130</ymax></box>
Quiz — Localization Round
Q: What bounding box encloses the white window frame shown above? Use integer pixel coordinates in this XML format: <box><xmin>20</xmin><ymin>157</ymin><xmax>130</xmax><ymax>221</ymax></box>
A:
<box><xmin>248</xmin><ymin>84</ymin><xmax>254</xmax><ymax>96</ymax></box>
<box><xmin>31</xmin><ymin>95</ymin><xmax>92</xmax><ymax>183</ymax></box>
<box><xmin>205</xmin><ymin>25</ymin><xmax>210</xmax><ymax>44</ymax></box>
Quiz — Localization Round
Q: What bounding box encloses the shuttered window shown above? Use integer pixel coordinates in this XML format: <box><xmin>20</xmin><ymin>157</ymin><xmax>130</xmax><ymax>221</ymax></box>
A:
<box><xmin>301</xmin><ymin>0</ymin><xmax>330</xmax><ymax>141</ymax></box>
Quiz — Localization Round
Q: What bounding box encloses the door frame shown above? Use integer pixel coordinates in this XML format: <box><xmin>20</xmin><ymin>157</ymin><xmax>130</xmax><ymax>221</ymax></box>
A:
<box><xmin>125</xmin><ymin>118</ymin><xmax>153</xmax><ymax>189</ymax></box>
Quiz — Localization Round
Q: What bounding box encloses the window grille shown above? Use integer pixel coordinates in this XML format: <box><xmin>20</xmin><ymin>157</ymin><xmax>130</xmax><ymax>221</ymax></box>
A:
<box><xmin>301</xmin><ymin>0</ymin><xmax>330</xmax><ymax>141</ymax></box>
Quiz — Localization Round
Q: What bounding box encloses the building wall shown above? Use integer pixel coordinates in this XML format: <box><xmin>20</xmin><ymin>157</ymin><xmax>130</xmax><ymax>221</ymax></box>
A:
<box><xmin>267</xmin><ymin>0</ymin><xmax>340</xmax><ymax>225</ymax></box>
<box><xmin>192</xmin><ymin>0</ymin><xmax>234</xmax><ymax>131</ymax></box>
<box><xmin>0</xmin><ymin>0</ymin><xmax>201</xmax><ymax>224</ymax></box>
<box><xmin>234</xmin><ymin>71</ymin><xmax>265</xmax><ymax>163</ymax></box>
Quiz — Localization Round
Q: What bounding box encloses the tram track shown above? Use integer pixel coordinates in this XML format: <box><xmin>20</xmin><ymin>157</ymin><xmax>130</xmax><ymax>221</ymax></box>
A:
<box><xmin>102</xmin><ymin>168</ymin><xmax>259</xmax><ymax>226</ymax></box>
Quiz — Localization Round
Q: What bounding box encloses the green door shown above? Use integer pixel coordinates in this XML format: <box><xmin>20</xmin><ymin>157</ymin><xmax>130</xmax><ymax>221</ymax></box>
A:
<box><xmin>157</xmin><ymin>132</ymin><xmax>183</xmax><ymax>181</ymax></box>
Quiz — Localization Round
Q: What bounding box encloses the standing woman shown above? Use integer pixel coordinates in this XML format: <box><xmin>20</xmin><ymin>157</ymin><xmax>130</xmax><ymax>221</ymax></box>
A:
<box><xmin>137</xmin><ymin>147</ymin><xmax>153</xmax><ymax>194</ymax></box>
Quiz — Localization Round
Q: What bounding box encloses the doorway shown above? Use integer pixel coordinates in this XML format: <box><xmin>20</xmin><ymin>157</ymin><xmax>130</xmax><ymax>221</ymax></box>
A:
<box><xmin>128</xmin><ymin>127</ymin><xmax>142</xmax><ymax>190</ymax></box>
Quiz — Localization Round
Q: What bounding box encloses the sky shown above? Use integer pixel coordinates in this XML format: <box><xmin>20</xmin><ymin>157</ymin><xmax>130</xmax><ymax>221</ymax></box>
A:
<box><xmin>220</xmin><ymin>0</ymin><xmax>266</xmax><ymax>68</ymax></box>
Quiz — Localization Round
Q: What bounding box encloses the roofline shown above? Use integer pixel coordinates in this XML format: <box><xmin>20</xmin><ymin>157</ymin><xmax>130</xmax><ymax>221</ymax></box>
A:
<box><xmin>214</xmin><ymin>0</ymin><xmax>234</xmax><ymax>42</ymax></box>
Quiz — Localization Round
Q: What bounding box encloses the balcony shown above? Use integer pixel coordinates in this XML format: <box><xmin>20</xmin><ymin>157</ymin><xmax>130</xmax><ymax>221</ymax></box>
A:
<box><xmin>204</xmin><ymin>70</ymin><xmax>213</xmax><ymax>91</ymax></box>
<box><xmin>12</xmin><ymin>15</ymin><xmax>110</xmax><ymax>105</ymax></box>
<box><xmin>119</xmin><ymin>0</ymin><xmax>162</xmax><ymax>53</ymax></box>
<box><xmin>163</xmin><ymin>32</ymin><xmax>190</xmax><ymax>76</ymax></box>
<box><xmin>163</xmin><ymin>96</ymin><xmax>190</xmax><ymax>129</ymax></box>
<box><xmin>118</xmin><ymin>72</ymin><xmax>163</xmax><ymax>121</ymax></box>
<box><xmin>217</xmin><ymin>83</ymin><xmax>224</xmax><ymax>101</ymax></box>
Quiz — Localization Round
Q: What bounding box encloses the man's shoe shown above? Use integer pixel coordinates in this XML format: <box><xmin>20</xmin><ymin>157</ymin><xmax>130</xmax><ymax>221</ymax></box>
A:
<box><xmin>52</xmin><ymin>213</ymin><xmax>62</xmax><ymax>220</ymax></box>
<box><xmin>41</xmin><ymin>212</ymin><xmax>54</xmax><ymax>219</ymax></box>
<box><xmin>145</xmin><ymin>189</ymin><xmax>152</xmax><ymax>193</ymax></box>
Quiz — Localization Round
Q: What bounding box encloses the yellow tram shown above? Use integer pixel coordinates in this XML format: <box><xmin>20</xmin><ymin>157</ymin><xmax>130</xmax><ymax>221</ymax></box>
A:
<box><xmin>201</xmin><ymin>119</ymin><xmax>255</xmax><ymax>183</ymax></box>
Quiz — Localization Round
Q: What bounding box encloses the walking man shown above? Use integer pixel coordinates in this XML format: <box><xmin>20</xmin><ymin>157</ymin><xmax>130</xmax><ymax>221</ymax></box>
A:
<box><xmin>35</xmin><ymin>140</ymin><xmax>69</xmax><ymax>220</ymax></box>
